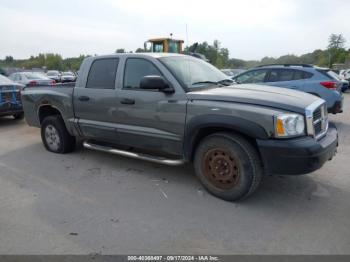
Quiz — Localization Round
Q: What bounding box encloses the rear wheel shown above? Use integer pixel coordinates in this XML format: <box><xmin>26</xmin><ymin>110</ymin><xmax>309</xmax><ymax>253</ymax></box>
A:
<box><xmin>194</xmin><ymin>132</ymin><xmax>262</xmax><ymax>201</ymax></box>
<box><xmin>41</xmin><ymin>115</ymin><xmax>76</xmax><ymax>154</ymax></box>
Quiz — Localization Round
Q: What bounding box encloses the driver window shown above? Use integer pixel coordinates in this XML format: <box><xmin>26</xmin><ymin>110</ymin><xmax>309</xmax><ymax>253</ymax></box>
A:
<box><xmin>123</xmin><ymin>58</ymin><xmax>162</xmax><ymax>90</ymax></box>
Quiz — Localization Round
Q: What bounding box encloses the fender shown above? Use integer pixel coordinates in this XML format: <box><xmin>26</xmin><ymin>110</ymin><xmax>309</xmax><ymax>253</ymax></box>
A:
<box><xmin>184</xmin><ymin>114</ymin><xmax>269</xmax><ymax>161</ymax></box>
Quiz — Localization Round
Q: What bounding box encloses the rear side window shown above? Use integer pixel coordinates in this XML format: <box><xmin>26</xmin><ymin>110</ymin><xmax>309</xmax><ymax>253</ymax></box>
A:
<box><xmin>294</xmin><ymin>71</ymin><xmax>314</xmax><ymax>80</ymax></box>
<box><xmin>267</xmin><ymin>69</ymin><xmax>294</xmax><ymax>82</ymax></box>
<box><xmin>123</xmin><ymin>58</ymin><xmax>162</xmax><ymax>89</ymax></box>
<box><xmin>321</xmin><ymin>70</ymin><xmax>341</xmax><ymax>80</ymax></box>
<box><xmin>293</xmin><ymin>70</ymin><xmax>313</xmax><ymax>80</ymax></box>
<box><xmin>267</xmin><ymin>69</ymin><xmax>313</xmax><ymax>82</ymax></box>
<box><xmin>86</xmin><ymin>58</ymin><xmax>119</xmax><ymax>89</ymax></box>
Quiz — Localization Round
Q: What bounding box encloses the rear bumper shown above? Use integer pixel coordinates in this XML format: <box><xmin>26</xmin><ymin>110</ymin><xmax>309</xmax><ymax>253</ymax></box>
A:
<box><xmin>341</xmin><ymin>83</ymin><xmax>349</xmax><ymax>92</ymax></box>
<box><xmin>257</xmin><ymin>124</ymin><xmax>338</xmax><ymax>175</ymax></box>
<box><xmin>329</xmin><ymin>96</ymin><xmax>344</xmax><ymax>114</ymax></box>
<box><xmin>0</xmin><ymin>102</ymin><xmax>23</xmax><ymax>116</ymax></box>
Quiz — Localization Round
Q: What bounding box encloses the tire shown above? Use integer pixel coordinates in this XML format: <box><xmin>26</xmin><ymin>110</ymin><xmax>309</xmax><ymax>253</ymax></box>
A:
<box><xmin>13</xmin><ymin>112</ymin><xmax>24</xmax><ymax>120</ymax></box>
<box><xmin>41</xmin><ymin>115</ymin><xmax>76</xmax><ymax>154</ymax></box>
<box><xmin>194</xmin><ymin>132</ymin><xmax>263</xmax><ymax>201</ymax></box>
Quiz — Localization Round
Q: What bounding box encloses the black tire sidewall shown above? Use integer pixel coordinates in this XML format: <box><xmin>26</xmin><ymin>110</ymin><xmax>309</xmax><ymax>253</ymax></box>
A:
<box><xmin>41</xmin><ymin>116</ymin><xmax>70</xmax><ymax>154</ymax></box>
<box><xmin>194</xmin><ymin>133</ymin><xmax>258</xmax><ymax>201</ymax></box>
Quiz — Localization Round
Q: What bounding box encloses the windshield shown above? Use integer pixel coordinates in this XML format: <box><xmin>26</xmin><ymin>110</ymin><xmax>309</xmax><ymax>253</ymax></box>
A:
<box><xmin>62</xmin><ymin>72</ymin><xmax>74</xmax><ymax>76</ymax></box>
<box><xmin>0</xmin><ymin>74</ymin><xmax>14</xmax><ymax>85</ymax></box>
<box><xmin>159</xmin><ymin>56</ymin><xmax>229</xmax><ymax>89</ymax></box>
<box><xmin>24</xmin><ymin>72</ymin><xmax>48</xmax><ymax>80</ymax></box>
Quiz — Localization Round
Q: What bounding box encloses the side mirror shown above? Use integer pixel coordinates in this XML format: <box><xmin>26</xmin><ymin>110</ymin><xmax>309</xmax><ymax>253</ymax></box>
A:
<box><xmin>140</xmin><ymin>75</ymin><xmax>174</xmax><ymax>93</ymax></box>
<box><xmin>232</xmin><ymin>78</ymin><xmax>240</xmax><ymax>84</ymax></box>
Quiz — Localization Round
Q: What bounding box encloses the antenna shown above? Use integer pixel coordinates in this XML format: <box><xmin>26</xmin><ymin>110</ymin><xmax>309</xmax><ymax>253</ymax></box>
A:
<box><xmin>185</xmin><ymin>23</ymin><xmax>189</xmax><ymax>48</ymax></box>
<box><xmin>185</xmin><ymin>23</ymin><xmax>192</xmax><ymax>85</ymax></box>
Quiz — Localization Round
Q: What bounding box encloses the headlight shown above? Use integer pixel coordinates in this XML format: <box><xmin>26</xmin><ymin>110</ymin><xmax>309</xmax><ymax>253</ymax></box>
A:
<box><xmin>275</xmin><ymin>114</ymin><xmax>305</xmax><ymax>138</ymax></box>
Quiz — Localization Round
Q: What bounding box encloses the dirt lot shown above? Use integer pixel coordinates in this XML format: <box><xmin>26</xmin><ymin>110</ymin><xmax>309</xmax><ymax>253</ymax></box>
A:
<box><xmin>0</xmin><ymin>94</ymin><xmax>349</xmax><ymax>255</ymax></box>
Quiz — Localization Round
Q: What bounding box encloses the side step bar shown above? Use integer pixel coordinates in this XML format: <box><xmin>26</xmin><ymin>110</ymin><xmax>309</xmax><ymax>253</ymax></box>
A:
<box><xmin>83</xmin><ymin>141</ymin><xmax>185</xmax><ymax>166</ymax></box>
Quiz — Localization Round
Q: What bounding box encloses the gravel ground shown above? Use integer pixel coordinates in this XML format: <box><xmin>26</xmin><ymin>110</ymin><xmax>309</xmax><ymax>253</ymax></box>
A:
<box><xmin>0</xmin><ymin>93</ymin><xmax>349</xmax><ymax>255</ymax></box>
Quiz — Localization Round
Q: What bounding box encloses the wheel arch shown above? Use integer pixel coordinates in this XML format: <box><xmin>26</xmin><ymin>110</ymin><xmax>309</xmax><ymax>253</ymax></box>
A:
<box><xmin>38</xmin><ymin>104</ymin><xmax>63</xmax><ymax>124</ymax></box>
<box><xmin>184</xmin><ymin>115</ymin><xmax>269</xmax><ymax>162</ymax></box>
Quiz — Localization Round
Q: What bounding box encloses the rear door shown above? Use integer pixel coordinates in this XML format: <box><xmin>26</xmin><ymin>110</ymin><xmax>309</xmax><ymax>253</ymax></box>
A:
<box><xmin>74</xmin><ymin>58</ymin><xmax>120</xmax><ymax>143</ymax></box>
<box><xmin>264</xmin><ymin>69</ymin><xmax>307</xmax><ymax>90</ymax></box>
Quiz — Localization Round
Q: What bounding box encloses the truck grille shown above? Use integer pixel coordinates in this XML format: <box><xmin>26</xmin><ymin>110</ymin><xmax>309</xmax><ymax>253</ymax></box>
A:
<box><xmin>312</xmin><ymin>104</ymin><xmax>328</xmax><ymax>139</ymax></box>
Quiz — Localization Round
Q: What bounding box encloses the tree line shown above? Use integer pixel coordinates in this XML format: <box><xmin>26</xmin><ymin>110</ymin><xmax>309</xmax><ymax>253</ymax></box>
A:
<box><xmin>190</xmin><ymin>34</ymin><xmax>349</xmax><ymax>69</ymax></box>
<box><xmin>0</xmin><ymin>54</ymin><xmax>88</xmax><ymax>72</ymax></box>
<box><xmin>0</xmin><ymin>34</ymin><xmax>348</xmax><ymax>72</ymax></box>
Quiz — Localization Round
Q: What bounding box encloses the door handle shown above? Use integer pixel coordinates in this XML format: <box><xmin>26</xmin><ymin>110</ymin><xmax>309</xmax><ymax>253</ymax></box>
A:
<box><xmin>78</xmin><ymin>96</ymin><xmax>90</xmax><ymax>101</ymax></box>
<box><xmin>120</xmin><ymin>98</ymin><xmax>135</xmax><ymax>105</ymax></box>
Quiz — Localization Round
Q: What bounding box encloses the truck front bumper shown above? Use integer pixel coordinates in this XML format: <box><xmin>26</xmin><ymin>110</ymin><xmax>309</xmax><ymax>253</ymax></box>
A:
<box><xmin>256</xmin><ymin>124</ymin><xmax>338</xmax><ymax>175</ymax></box>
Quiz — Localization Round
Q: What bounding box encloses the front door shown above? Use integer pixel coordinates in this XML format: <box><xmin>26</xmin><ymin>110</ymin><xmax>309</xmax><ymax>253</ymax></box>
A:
<box><xmin>115</xmin><ymin>57</ymin><xmax>187</xmax><ymax>157</ymax></box>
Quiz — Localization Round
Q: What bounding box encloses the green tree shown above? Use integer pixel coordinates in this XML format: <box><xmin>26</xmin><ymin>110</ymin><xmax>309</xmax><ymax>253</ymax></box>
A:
<box><xmin>328</xmin><ymin>34</ymin><xmax>346</xmax><ymax>67</ymax></box>
<box><xmin>135</xmin><ymin>48</ymin><xmax>144</xmax><ymax>53</ymax></box>
<box><xmin>328</xmin><ymin>34</ymin><xmax>346</xmax><ymax>49</ymax></box>
<box><xmin>5</xmin><ymin>56</ymin><xmax>14</xmax><ymax>64</ymax></box>
<box><xmin>189</xmin><ymin>40</ymin><xmax>230</xmax><ymax>68</ymax></box>
<box><xmin>115</xmin><ymin>48</ymin><xmax>126</xmax><ymax>53</ymax></box>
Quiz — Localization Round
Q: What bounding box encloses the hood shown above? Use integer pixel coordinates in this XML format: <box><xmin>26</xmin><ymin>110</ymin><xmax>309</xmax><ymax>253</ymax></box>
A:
<box><xmin>187</xmin><ymin>84</ymin><xmax>322</xmax><ymax>114</ymax></box>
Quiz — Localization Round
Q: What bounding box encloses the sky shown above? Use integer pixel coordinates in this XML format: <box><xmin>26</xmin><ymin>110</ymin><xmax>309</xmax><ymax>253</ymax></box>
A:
<box><xmin>0</xmin><ymin>0</ymin><xmax>349</xmax><ymax>60</ymax></box>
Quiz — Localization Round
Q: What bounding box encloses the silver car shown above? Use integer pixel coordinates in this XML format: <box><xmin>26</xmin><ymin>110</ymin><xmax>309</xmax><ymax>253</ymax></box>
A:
<box><xmin>46</xmin><ymin>70</ymin><xmax>62</xmax><ymax>82</ymax></box>
<box><xmin>61</xmin><ymin>71</ymin><xmax>76</xmax><ymax>82</ymax></box>
<box><xmin>9</xmin><ymin>72</ymin><xmax>55</xmax><ymax>87</ymax></box>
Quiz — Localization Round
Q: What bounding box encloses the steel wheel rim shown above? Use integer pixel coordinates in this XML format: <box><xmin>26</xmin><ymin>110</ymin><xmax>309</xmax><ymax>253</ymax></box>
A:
<box><xmin>45</xmin><ymin>124</ymin><xmax>61</xmax><ymax>151</ymax></box>
<box><xmin>202</xmin><ymin>148</ymin><xmax>240</xmax><ymax>189</ymax></box>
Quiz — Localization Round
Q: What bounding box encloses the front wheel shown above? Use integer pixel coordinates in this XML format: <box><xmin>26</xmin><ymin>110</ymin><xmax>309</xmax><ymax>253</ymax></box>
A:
<box><xmin>41</xmin><ymin>115</ymin><xmax>76</xmax><ymax>154</ymax></box>
<box><xmin>194</xmin><ymin>132</ymin><xmax>263</xmax><ymax>201</ymax></box>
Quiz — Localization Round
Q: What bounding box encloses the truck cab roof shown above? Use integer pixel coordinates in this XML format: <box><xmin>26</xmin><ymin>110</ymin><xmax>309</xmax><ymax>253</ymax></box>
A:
<box><xmin>87</xmin><ymin>53</ymin><xmax>186</xmax><ymax>60</ymax></box>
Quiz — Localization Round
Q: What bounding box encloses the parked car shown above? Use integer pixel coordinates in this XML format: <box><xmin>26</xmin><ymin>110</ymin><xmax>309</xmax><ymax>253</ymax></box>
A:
<box><xmin>340</xmin><ymin>69</ymin><xmax>350</xmax><ymax>81</ymax></box>
<box><xmin>221</xmin><ymin>69</ymin><xmax>245</xmax><ymax>77</ymax></box>
<box><xmin>21</xmin><ymin>53</ymin><xmax>338</xmax><ymax>201</ymax></box>
<box><xmin>328</xmin><ymin>70</ymin><xmax>349</xmax><ymax>92</ymax></box>
<box><xmin>61</xmin><ymin>71</ymin><xmax>77</xmax><ymax>83</ymax></box>
<box><xmin>0</xmin><ymin>74</ymin><xmax>24</xmax><ymax>119</ymax></box>
<box><xmin>232</xmin><ymin>64</ymin><xmax>344</xmax><ymax>114</ymax></box>
<box><xmin>9</xmin><ymin>72</ymin><xmax>56</xmax><ymax>87</ymax></box>
<box><xmin>46</xmin><ymin>70</ymin><xmax>62</xmax><ymax>82</ymax></box>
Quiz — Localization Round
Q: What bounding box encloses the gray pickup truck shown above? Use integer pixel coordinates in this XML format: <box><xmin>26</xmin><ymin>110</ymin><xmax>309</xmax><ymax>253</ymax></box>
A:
<box><xmin>22</xmin><ymin>53</ymin><xmax>338</xmax><ymax>201</ymax></box>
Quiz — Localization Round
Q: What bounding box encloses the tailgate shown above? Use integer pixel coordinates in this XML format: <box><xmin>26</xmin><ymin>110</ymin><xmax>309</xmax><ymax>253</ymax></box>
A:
<box><xmin>0</xmin><ymin>86</ymin><xmax>21</xmax><ymax>103</ymax></box>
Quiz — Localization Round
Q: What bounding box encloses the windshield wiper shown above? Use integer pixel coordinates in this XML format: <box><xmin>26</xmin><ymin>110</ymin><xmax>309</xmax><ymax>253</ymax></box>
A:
<box><xmin>191</xmin><ymin>79</ymin><xmax>234</xmax><ymax>87</ymax></box>
<box><xmin>191</xmin><ymin>81</ymin><xmax>220</xmax><ymax>86</ymax></box>
<box><xmin>217</xmin><ymin>79</ymin><xmax>234</xmax><ymax>85</ymax></box>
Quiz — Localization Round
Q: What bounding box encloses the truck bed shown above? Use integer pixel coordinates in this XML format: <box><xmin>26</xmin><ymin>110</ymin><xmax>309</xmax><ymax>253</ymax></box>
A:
<box><xmin>21</xmin><ymin>84</ymin><xmax>75</xmax><ymax>129</ymax></box>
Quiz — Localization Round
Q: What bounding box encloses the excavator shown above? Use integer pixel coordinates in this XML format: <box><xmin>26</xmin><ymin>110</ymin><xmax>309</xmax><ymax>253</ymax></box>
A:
<box><xmin>144</xmin><ymin>36</ymin><xmax>184</xmax><ymax>53</ymax></box>
<box><xmin>144</xmin><ymin>35</ymin><xmax>209</xmax><ymax>62</ymax></box>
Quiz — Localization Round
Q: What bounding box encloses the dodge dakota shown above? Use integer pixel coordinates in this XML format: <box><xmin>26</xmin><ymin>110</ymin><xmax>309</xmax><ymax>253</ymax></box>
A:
<box><xmin>21</xmin><ymin>53</ymin><xmax>338</xmax><ymax>201</ymax></box>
